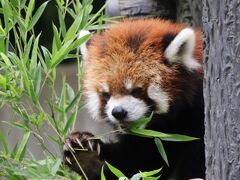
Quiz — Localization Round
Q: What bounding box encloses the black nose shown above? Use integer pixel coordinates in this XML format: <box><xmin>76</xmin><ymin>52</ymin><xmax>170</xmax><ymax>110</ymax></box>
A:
<box><xmin>112</xmin><ymin>106</ymin><xmax>127</xmax><ymax>121</ymax></box>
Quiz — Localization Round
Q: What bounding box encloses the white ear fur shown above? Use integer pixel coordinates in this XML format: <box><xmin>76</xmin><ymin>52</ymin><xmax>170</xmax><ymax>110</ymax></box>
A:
<box><xmin>164</xmin><ymin>28</ymin><xmax>201</xmax><ymax>70</ymax></box>
<box><xmin>78</xmin><ymin>30</ymin><xmax>91</xmax><ymax>60</ymax></box>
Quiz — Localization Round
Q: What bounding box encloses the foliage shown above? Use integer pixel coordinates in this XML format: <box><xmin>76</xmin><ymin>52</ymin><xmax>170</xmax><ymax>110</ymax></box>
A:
<box><xmin>102</xmin><ymin>161</ymin><xmax>162</xmax><ymax>180</ymax></box>
<box><xmin>0</xmin><ymin>0</ymin><xmax>107</xmax><ymax>179</ymax></box>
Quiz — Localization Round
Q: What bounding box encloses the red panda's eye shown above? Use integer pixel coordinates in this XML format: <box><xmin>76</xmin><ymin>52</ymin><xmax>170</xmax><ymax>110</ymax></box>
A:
<box><xmin>131</xmin><ymin>87</ymin><xmax>143</xmax><ymax>98</ymax></box>
<box><xmin>102</xmin><ymin>92</ymin><xmax>111</xmax><ymax>101</ymax></box>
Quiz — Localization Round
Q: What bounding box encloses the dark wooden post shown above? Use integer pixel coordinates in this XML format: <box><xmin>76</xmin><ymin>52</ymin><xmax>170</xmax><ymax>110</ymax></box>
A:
<box><xmin>203</xmin><ymin>0</ymin><xmax>240</xmax><ymax>179</ymax></box>
<box><xmin>176</xmin><ymin>0</ymin><xmax>202</xmax><ymax>27</ymax></box>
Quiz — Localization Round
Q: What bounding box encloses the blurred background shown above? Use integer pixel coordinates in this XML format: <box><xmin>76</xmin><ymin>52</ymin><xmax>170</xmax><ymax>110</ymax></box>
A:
<box><xmin>0</xmin><ymin>0</ymin><xmax>201</xmax><ymax>159</ymax></box>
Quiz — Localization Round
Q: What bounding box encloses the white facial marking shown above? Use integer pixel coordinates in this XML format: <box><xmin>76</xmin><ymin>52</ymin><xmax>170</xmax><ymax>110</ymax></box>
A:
<box><xmin>85</xmin><ymin>91</ymin><xmax>101</xmax><ymax>120</ymax></box>
<box><xmin>105</xmin><ymin>95</ymin><xmax>148</xmax><ymax>123</ymax></box>
<box><xmin>101</xmin><ymin>82</ymin><xmax>109</xmax><ymax>92</ymax></box>
<box><xmin>124</xmin><ymin>79</ymin><xmax>132</xmax><ymax>90</ymax></box>
<box><xmin>164</xmin><ymin>28</ymin><xmax>201</xmax><ymax>70</ymax></box>
<box><xmin>147</xmin><ymin>84</ymin><xmax>170</xmax><ymax>113</ymax></box>
<box><xmin>78</xmin><ymin>30</ymin><xmax>91</xmax><ymax>60</ymax></box>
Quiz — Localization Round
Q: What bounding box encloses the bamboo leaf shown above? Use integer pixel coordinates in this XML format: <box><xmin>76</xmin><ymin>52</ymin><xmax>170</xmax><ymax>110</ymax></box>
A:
<box><xmin>41</xmin><ymin>46</ymin><xmax>52</xmax><ymax>69</ymax></box>
<box><xmin>66</xmin><ymin>83</ymin><xmax>75</xmax><ymax>102</ymax></box>
<box><xmin>0</xmin><ymin>130</ymin><xmax>9</xmax><ymax>154</ymax></box>
<box><xmin>51</xmin><ymin>158</ymin><xmax>61</xmax><ymax>175</ymax></box>
<box><xmin>0</xmin><ymin>52</ymin><xmax>12</xmax><ymax>67</ymax></box>
<box><xmin>70</xmin><ymin>33</ymin><xmax>91</xmax><ymax>50</ymax></box>
<box><xmin>0</xmin><ymin>74</ymin><xmax>7</xmax><ymax>90</ymax></box>
<box><xmin>10</xmin><ymin>142</ymin><xmax>18</xmax><ymax>158</ymax></box>
<box><xmin>128</xmin><ymin>128</ymin><xmax>170</xmax><ymax>139</ymax></box>
<box><xmin>63</xmin><ymin>110</ymin><xmax>77</xmax><ymax>135</ymax></box>
<box><xmin>30</xmin><ymin>34</ymin><xmax>41</xmax><ymax>70</ymax></box>
<box><xmin>128</xmin><ymin>128</ymin><xmax>198</xmax><ymax>142</ymax></box>
<box><xmin>139</xmin><ymin>168</ymin><xmax>162</xmax><ymax>177</ymax></box>
<box><xmin>105</xmin><ymin>161</ymin><xmax>126</xmax><ymax>178</ymax></box>
<box><xmin>51</xmin><ymin>40</ymin><xmax>73</xmax><ymax>68</ymax></box>
<box><xmin>160</xmin><ymin>134</ymin><xmax>199</xmax><ymax>142</ymax></box>
<box><xmin>64</xmin><ymin>15</ymin><xmax>82</xmax><ymax>43</ymax></box>
<box><xmin>154</xmin><ymin>138</ymin><xmax>169</xmax><ymax>166</ymax></box>
<box><xmin>58</xmin><ymin>9</ymin><xmax>66</xmax><ymax>36</ymax></box>
<box><xmin>33</xmin><ymin>63</ymin><xmax>41</xmax><ymax>97</ymax></box>
<box><xmin>65</xmin><ymin>91</ymin><xmax>81</xmax><ymax>113</ymax></box>
<box><xmin>84</xmin><ymin>3</ymin><xmax>107</xmax><ymax>28</ymax></box>
<box><xmin>52</xmin><ymin>23</ymin><xmax>62</xmax><ymax>55</ymax></box>
<box><xmin>101</xmin><ymin>166</ymin><xmax>106</xmax><ymax>180</ymax></box>
<box><xmin>127</xmin><ymin>113</ymin><xmax>153</xmax><ymax>129</ymax></box>
<box><xmin>28</xmin><ymin>1</ymin><xmax>48</xmax><ymax>30</ymax></box>
<box><xmin>25</xmin><ymin>0</ymin><xmax>35</xmax><ymax>29</ymax></box>
<box><xmin>2</xmin><ymin>121</ymin><xmax>29</xmax><ymax>131</ymax></box>
<box><xmin>15</xmin><ymin>131</ymin><xmax>31</xmax><ymax>160</ymax></box>
<box><xmin>23</xmin><ymin>35</ymin><xmax>33</xmax><ymax>62</ymax></box>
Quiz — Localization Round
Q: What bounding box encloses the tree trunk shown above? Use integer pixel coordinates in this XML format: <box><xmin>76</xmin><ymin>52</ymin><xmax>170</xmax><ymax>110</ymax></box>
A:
<box><xmin>176</xmin><ymin>0</ymin><xmax>202</xmax><ymax>27</ymax></box>
<box><xmin>203</xmin><ymin>0</ymin><xmax>240</xmax><ymax>179</ymax></box>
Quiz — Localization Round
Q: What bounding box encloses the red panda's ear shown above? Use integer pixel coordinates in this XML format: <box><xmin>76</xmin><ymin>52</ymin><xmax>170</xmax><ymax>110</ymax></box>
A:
<box><xmin>164</xmin><ymin>28</ymin><xmax>201</xmax><ymax>70</ymax></box>
<box><xmin>78</xmin><ymin>30</ymin><xmax>92</xmax><ymax>60</ymax></box>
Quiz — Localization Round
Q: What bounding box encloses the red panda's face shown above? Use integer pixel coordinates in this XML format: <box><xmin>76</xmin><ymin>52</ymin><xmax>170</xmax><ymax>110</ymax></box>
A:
<box><xmin>82</xmin><ymin>19</ymin><xmax>202</xmax><ymax>127</ymax></box>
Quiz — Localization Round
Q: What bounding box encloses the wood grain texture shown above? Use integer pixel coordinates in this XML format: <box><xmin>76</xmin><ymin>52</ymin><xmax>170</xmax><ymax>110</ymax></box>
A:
<box><xmin>203</xmin><ymin>0</ymin><xmax>240</xmax><ymax>179</ymax></box>
<box><xmin>176</xmin><ymin>0</ymin><xmax>202</xmax><ymax>27</ymax></box>
<box><xmin>106</xmin><ymin>0</ymin><xmax>176</xmax><ymax>20</ymax></box>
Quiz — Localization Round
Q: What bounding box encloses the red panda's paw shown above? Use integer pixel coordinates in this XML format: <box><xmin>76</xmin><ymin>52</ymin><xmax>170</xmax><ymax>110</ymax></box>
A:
<box><xmin>63</xmin><ymin>131</ymin><xmax>103</xmax><ymax>176</ymax></box>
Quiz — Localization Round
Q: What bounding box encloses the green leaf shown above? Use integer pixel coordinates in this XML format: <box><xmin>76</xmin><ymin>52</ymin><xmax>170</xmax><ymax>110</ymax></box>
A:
<box><xmin>30</xmin><ymin>34</ymin><xmax>41</xmax><ymax>70</ymax></box>
<box><xmin>51</xmin><ymin>40</ymin><xmax>73</xmax><ymax>68</ymax></box>
<box><xmin>160</xmin><ymin>134</ymin><xmax>199</xmax><ymax>142</ymax></box>
<box><xmin>52</xmin><ymin>23</ymin><xmax>62</xmax><ymax>55</ymax></box>
<box><xmin>65</xmin><ymin>90</ymin><xmax>81</xmax><ymax>113</ymax></box>
<box><xmin>41</xmin><ymin>46</ymin><xmax>52</xmax><ymax>69</ymax></box>
<box><xmin>84</xmin><ymin>2</ymin><xmax>107</xmax><ymax>28</ymax></box>
<box><xmin>70</xmin><ymin>33</ymin><xmax>91</xmax><ymax>50</ymax></box>
<box><xmin>62</xmin><ymin>110</ymin><xmax>77</xmax><ymax>135</ymax></box>
<box><xmin>66</xmin><ymin>83</ymin><xmax>75</xmax><ymax>101</ymax></box>
<box><xmin>139</xmin><ymin>168</ymin><xmax>162</xmax><ymax>177</ymax></box>
<box><xmin>0</xmin><ymin>52</ymin><xmax>12</xmax><ymax>67</ymax></box>
<box><xmin>105</xmin><ymin>161</ymin><xmax>126</xmax><ymax>178</ymax></box>
<box><xmin>2</xmin><ymin>0</ymin><xmax>12</xmax><ymax>31</ymax></box>
<box><xmin>128</xmin><ymin>128</ymin><xmax>198</xmax><ymax>142</ymax></box>
<box><xmin>29</xmin><ymin>81</ymin><xmax>38</xmax><ymax>104</ymax></box>
<box><xmin>0</xmin><ymin>130</ymin><xmax>9</xmax><ymax>154</ymax></box>
<box><xmin>25</xmin><ymin>0</ymin><xmax>35</xmax><ymax>29</ymax></box>
<box><xmin>0</xmin><ymin>74</ymin><xmax>7</xmax><ymax>90</ymax></box>
<box><xmin>144</xmin><ymin>177</ymin><xmax>161</xmax><ymax>180</ymax></box>
<box><xmin>23</xmin><ymin>35</ymin><xmax>34</xmax><ymax>62</ymax></box>
<box><xmin>127</xmin><ymin>113</ymin><xmax>153</xmax><ymax>129</ymax></box>
<box><xmin>51</xmin><ymin>33</ymin><xmax>91</xmax><ymax>68</ymax></box>
<box><xmin>58</xmin><ymin>9</ymin><xmax>66</xmax><ymax>36</ymax></box>
<box><xmin>28</xmin><ymin>1</ymin><xmax>48</xmax><ymax>30</ymax></box>
<box><xmin>10</xmin><ymin>142</ymin><xmax>19</xmax><ymax>158</ymax></box>
<box><xmin>33</xmin><ymin>63</ymin><xmax>41</xmax><ymax>97</ymax></box>
<box><xmin>3</xmin><ymin>121</ymin><xmax>29</xmax><ymax>131</ymax></box>
<box><xmin>51</xmin><ymin>158</ymin><xmax>61</xmax><ymax>175</ymax></box>
<box><xmin>64</xmin><ymin>15</ymin><xmax>82</xmax><ymax>43</ymax></box>
<box><xmin>15</xmin><ymin>131</ymin><xmax>31</xmax><ymax>160</ymax></box>
<box><xmin>128</xmin><ymin>128</ymin><xmax>170</xmax><ymax>139</ymax></box>
<box><xmin>154</xmin><ymin>138</ymin><xmax>169</xmax><ymax>166</ymax></box>
<box><xmin>0</xmin><ymin>37</ymin><xmax>5</xmax><ymax>53</ymax></box>
<box><xmin>36</xmin><ymin>112</ymin><xmax>45</xmax><ymax>126</ymax></box>
<box><xmin>48</xmin><ymin>135</ymin><xmax>61</xmax><ymax>145</ymax></box>
<box><xmin>101</xmin><ymin>166</ymin><xmax>106</xmax><ymax>180</ymax></box>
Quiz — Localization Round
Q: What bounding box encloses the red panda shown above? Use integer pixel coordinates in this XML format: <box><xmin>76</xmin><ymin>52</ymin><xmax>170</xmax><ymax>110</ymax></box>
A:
<box><xmin>63</xmin><ymin>19</ymin><xmax>205</xmax><ymax>180</ymax></box>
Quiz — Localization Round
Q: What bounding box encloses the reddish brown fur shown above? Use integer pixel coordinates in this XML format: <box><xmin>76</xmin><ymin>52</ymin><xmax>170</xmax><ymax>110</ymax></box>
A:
<box><xmin>84</xmin><ymin>19</ymin><xmax>203</xmax><ymax>104</ymax></box>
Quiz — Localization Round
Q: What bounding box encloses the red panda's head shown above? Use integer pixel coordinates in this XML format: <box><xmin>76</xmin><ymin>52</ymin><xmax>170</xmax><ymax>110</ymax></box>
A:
<box><xmin>82</xmin><ymin>19</ymin><xmax>202</xmax><ymax>127</ymax></box>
